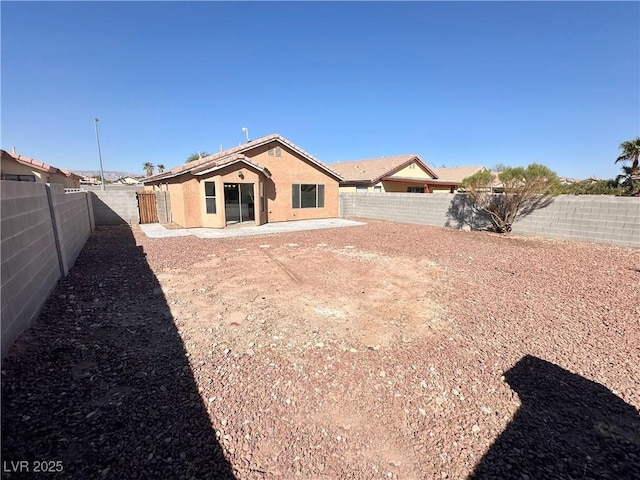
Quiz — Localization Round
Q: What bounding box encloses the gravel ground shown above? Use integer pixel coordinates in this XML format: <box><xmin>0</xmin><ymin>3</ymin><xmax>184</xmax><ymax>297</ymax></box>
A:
<box><xmin>2</xmin><ymin>219</ymin><xmax>639</xmax><ymax>479</ymax></box>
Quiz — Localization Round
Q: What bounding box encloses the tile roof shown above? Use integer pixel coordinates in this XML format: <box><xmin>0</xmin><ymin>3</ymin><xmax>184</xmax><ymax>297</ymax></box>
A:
<box><xmin>329</xmin><ymin>155</ymin><xmax>437</xmax><ymax>184</ymax></box>
<box><xmin>1</xmin><ymin>149</ymin><xmax>55</xmax><ymax>173</ymax></box>
<box><xmin>144</xmin><ymin>134</ymin><xmax>342</xmax><ymax>183</ymax></box>
<box><xmin>431</xmin><ymin>166</ymin><xmax>488</xmax><ymax>184</ymax></box>
<box><xmin>58</xmin><ymin>168</ymin><xmax>84</xmax><ymax>179</ymax></box>
<box><xmin>1</xmin><ymin>149</ymin><xmax>81</xmax><ymax>178</ymax></box>
<box><xmin>191</xmin><ymin>154</ymin><xmax>271</xmax><ymax>178</ymax></box>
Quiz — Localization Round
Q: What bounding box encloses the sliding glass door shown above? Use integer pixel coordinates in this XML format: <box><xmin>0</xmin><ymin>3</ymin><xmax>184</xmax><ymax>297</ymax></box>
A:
<box><xmin>224</xmin><ymin>183</ymin><xmax>255</xmax><ymax>225</ymax></box>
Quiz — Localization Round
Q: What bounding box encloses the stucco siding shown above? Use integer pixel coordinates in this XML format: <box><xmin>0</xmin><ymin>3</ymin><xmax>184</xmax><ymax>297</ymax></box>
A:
<box><xmin>249</xmin><ymin>143</ymin><xmax>339</xmax><ymax>222</ymax></box>
<box><xmin>1</xmin><ymin>159</ymin><xmax>46</xmax><ymax>182</ymax></box>
<box><xmin>144</xmin><ymin>138</ymin><xmax>339</xmax><ymax>228</ymax></box>
<box><xmin>181</xmin><ymin>178</ymin><xmax>202</xmax><ymax>228</ymax></box>
<box><xmin>389</xmin><ymin>162</ymin><xmax>434</xmax><ymax>179</ymax></box>
<box><xmin>167</xmin><ymin>181</ymin><xmax>186</xmax><ymax>227</ymax></box>
<box><xmin>383</xmin><ymin>181</ymin><xmax>416</xmax><ymax>193</ymax></box>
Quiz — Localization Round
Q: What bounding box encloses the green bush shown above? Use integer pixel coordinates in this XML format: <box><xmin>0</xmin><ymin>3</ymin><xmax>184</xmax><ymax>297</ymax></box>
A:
<box><xmin>460</xmin><ymin>164</ymin><xmax>560</xmax><ymax>233</ymax></box>
<box><xmin>560</xmin><ymin>179</ymin><xmax>626</xmax><ymax>196</ymax></box>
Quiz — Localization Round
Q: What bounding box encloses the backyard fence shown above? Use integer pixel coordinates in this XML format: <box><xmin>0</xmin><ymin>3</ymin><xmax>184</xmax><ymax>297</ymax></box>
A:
<box><xmin>1</xmin><ymin>181</ymin><xmax>95</xmax><ymax>360</ymax></box>
<box><xmin>339</xmin><ymin>192</ymin><xmax>640</xmax><ymax>248</ymax></box>
<box><xmin>82</xmin><ymin>185</ymin><xmax>170</xmax><ymax>225</ymax></box>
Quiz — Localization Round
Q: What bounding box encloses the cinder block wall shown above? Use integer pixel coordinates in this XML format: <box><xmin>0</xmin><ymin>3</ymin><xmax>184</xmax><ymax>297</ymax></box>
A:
<box><xmin>340</xmin><ymin>193</ymin><xmax>639</xmax><ymax>247</ymax></box>
<box><xmin>50</xmin><ymin>184</ymin><xmax>93</xmax><ymax>275</ymax></box>
<box><xmin>85</xmin><ymin>186</ymin><xmax>139</xmax><ymax>225</ymax></box>
<box><xmin>513</xmin><ymin>195</ymin><xmax>639</xmax><ymax>247</ymax></box>
<box><xmin>156</xmin><ymin>190</ymin><xmax>171</xmax><ymax>224</ymax></box>
<box><xmin>340</xmin><ymin>192</ymin><xmax>455</xmax><ymax>227</ymax></box>
<box><xmin>1</xmin><ymin>182</ymin><xmax>63</xmax><ymax>358</ymax></box>
<box><xmin>1</xmin><ymin>181</ymin><xmax>95</xmax><ymax>359</ymax></box>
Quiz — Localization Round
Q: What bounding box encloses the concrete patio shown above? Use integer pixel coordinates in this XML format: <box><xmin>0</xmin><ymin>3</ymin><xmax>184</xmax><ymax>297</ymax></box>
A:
<box><xmin>139</xmin><ymin>218</ymin><xmax>366</xmax><ymax>239</ymax></box>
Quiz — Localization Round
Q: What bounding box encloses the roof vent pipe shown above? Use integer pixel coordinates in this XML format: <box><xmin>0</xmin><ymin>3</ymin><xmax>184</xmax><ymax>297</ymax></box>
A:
<box><xmin>12</xmin><ymin>146</ymin><xmax>16</xmax><ymax>154</ymax></box>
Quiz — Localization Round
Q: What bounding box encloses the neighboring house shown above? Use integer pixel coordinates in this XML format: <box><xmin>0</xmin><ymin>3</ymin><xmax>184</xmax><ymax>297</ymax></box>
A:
<box><xmin>558</xmin><ymin>176</ymin><xmax>601</xmax><ymax>185</ymax></box>
<box><xmin>331</xmin><ymin>155</ymin><xmax>470</xmax><ymax>194</ymax></box>
<box><xmin>432</xmin><ymin>165</ymin><xmax>490</xmax><ymax>188</ymax></box>
<box><xmin>80</xmin><ymin>176</ymin><xmax>102</xmax><ymax>186</ymax></box>
<box><xmin>113</xmin><ymin>176</ymin><xmax>142</xmax><ymax>185</ymax></box>
<box><xmin>0</xmin><ymin>149</ymin><xmax>82</xmax><ymax>188</ymax></box>
<box><xmin>143</xmin><ymin>134</ymin><xmax>342</xmax><ymax>228</ymax></box>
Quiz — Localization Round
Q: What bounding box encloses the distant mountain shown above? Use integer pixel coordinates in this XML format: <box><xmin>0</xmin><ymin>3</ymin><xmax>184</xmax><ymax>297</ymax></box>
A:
<box><xmin>75</xmin><ymin>170</ymin><xmax>143</xmax><ymax>181</ymax></box>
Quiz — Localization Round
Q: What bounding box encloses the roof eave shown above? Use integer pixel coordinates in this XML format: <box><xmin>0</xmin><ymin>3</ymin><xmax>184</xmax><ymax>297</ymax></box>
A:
<box><xmin>339</xmin><ymin>180</ymin><xmax>374</xmax><ymax>186</ymax></box>
<box><xmin>193</xmin><ymin>158</ymin><xmax>272</xmax><ymax>178</ymax></box>
<box><xmin>366</xmin><ymin>155</ymin><xmax>439</xmax><ymax>184</ymax></box>
<box><xmin>148</xmin><ymin>134</ymin><xmax>342</xmax><ymax>183</ymax></box>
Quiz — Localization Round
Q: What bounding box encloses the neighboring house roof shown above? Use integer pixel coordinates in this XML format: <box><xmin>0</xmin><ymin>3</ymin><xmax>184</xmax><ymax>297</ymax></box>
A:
<box><xmin>1</xmin><ymin>149</ymin><xmax>82</xmax><ymax>179</ymax></box>
<box><xmin>113</xmin><ymin>176</ymin><xmax>142</xmax><ymax>185</ymax></box>
<box><xmin>58</xmin><ymin>168</ymin><xmax>84</xmax><ymax>180</ymax></box>
<box><xmin>1</xmin><ymin>149</ymin><xmax>56</xmax><ymax>173</ymax></box>
<box><xmin>143</xmin><ymin>134</ymin><xmax>342</xmax><ymax>183</ymax></box>
<box><xmin>191</xmin><ymin>154</ymin><xmax>272</xmax><ymax>178</ymax></box>
<box><xmin>329</xmin><ymin>154</ymin><xmax>438</xmax><ymax>185</ymax></box>
<box><xmin>431</xmin><ymin>166</ymin><xmax>488</xmax><ymax>184</ymax></box>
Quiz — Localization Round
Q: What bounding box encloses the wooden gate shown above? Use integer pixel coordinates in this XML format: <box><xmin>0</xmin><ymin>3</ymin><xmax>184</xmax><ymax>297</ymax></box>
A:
<box><xmin>137</xmin><ymin>191</ymin><xmax>158</xmax><ymax>224</ymax></box>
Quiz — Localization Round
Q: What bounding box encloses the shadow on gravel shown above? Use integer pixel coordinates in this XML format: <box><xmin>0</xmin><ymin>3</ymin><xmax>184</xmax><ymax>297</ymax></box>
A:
<box><xmin>1</xmin><ymin>225</ymin><xmax>235</xmax><ymax>479</ymax></box>
<box><xmin>469</xmin><ymin>355</ymin><xmax>640</xmax><ymax>479</ymax></box>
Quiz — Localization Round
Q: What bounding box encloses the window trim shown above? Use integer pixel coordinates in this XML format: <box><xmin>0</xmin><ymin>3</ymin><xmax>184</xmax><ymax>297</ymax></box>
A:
<box><xmin>292</xmin><ymin>183</ymin><xmax>325</xmax><ymax>209</ymax></box>
<box><xmin>204</xmin><ymin>181</ymin><xmax>217</xmax><ymax>214</ymax></box>
<box><xmin>259</xmin><ymin>182</ymin><xmax>265</xmax><ymax>213</ymax></box>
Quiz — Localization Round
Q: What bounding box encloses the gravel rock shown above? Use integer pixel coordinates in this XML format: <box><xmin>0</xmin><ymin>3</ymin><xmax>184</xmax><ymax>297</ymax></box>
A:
<box><xmin>2</xmin><ymin>220</ymin><xmax>639</xmax><ymax>479</ymax></box>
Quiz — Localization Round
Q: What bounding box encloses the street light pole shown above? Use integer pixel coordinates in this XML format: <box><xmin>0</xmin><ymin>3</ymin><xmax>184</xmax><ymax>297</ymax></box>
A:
<box><xmin>94</xmin><ymin>117</ymin><xmax>105</xmax><ymax>191</ymax></box>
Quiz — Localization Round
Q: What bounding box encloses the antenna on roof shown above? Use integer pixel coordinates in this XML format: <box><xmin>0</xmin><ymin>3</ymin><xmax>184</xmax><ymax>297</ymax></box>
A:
<box><xmin>242</xmin><ymin>127</ymin><xmax>250</xmax><ymax>143</ymax></box>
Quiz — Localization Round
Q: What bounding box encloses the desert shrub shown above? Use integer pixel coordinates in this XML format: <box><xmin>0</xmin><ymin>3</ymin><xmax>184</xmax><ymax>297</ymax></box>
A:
<box><xmin>460</xmin><ymin>164</ymin><xmax>560</xmax><ymax>233</ymax></box>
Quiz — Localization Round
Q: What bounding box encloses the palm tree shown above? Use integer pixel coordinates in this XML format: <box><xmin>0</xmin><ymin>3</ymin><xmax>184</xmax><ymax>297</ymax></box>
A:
<box><xmin>615</xmin><ymin>137</ymin><xmax>640</xmax><ymax>195</ymax></box>
<box><xmin>157</xmin><ymin>164</ymin><xmax>165</xmax><ymax>173</ymax></box>
<box><xmin>143</xmin><ymin>162</ymin><xmax>154</xmax><ymax>177</ymax></box>
<box><xmin>186</xmin><ymin>151</ymin><xmax>211</xmax><ymax>163</ymax></box>
<box><xmin>615</xmin><ymin>137</ymin><xmax>640</xmax><ymax>176</ymax></box>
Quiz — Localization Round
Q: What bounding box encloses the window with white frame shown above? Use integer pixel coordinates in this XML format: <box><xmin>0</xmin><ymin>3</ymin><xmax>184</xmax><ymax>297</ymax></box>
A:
<box><xmin>268</xmin><ymin>146</ymin><xmax>281</xmax><ymax>157</ymax></box>
<box><xmin>292</xmin><ymin>184</ymin><xmax>325</xmax><ymax>208</ymax></box>
<box><xmin>205</xmin><ymin>182</ymin><xmax>216</xmax><ymax>214</ymax></box>
<box><xmin>356</xmin><ymin>186</ymin><xmax>368</xmax><ymax>193</ymax></box>
<box><xmin>373</xmin><ymin>185</ymin><xmax>382</xmax><ymax>192</ymax></box>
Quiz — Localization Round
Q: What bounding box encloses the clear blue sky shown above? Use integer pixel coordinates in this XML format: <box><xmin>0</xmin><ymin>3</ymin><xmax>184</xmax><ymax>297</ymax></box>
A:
<box><xmin>2</xmin><ymin>1</ymin><xmax>638</xmax><ymax>179</ymax></box>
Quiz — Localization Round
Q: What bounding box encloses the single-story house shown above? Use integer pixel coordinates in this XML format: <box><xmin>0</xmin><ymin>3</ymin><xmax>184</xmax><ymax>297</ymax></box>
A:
<box><xmin>113</xmin><ymin>176</ymin><xmax>143</xmax><ymax>185</ymax></box>
<box><xmin>1</xmin><ymin>149</ymin><xmax>82</xmax><ymax>188</ymax></box>
<box><xmin>143</xmin><ymin>134</ymin><xmax>343</xmax><ymax>228</ymax></box>
<box><xmin>80</xmin><ymin>176</ymin><xmax>102</xmax><ymax>186</ymax></box>
<box><xmin>431</xmin><ymin>165</ymin><xmax>490</xmax><ymax>188</ymax></box>
<box><xmin>330</xmin><ymin>154</ymin><xmax>487</xmax><ymax>194</ymax></box>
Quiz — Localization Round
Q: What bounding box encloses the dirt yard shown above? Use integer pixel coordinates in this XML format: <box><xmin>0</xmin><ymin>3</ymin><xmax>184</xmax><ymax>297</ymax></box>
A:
<box><xmin>2</xmin><ymin>220</ymin><xmax>639</xmax><ymax>479</ymax></box>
